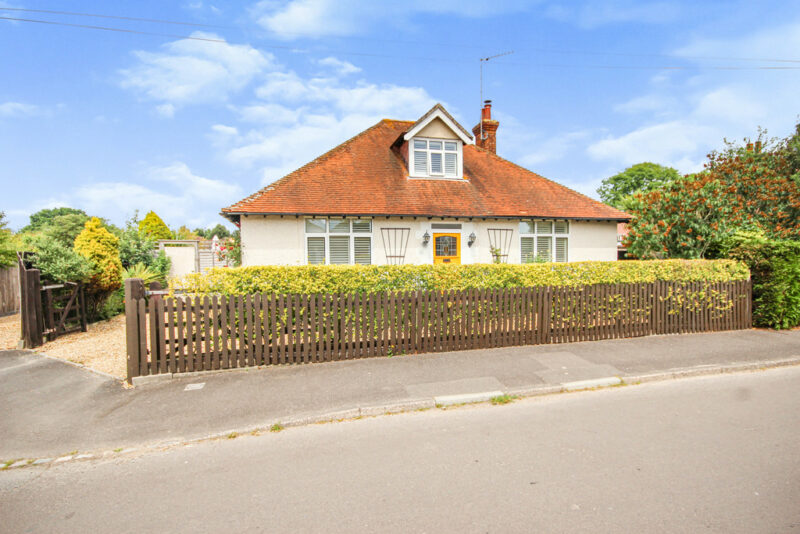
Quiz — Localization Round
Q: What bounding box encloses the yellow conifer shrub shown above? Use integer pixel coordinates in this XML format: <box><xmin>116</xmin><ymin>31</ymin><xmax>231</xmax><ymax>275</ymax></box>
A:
<box><xmin>74</xmin><ymin>217</ymin><xmax>123</xmax><ymax>294</ymax></box>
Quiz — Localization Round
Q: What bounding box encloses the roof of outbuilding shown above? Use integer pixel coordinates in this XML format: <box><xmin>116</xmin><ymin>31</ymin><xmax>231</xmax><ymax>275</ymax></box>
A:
<box><xmin>223</xmin><ymin>118</ymin><xmax>630</xmax><ymax>221</ymax></box>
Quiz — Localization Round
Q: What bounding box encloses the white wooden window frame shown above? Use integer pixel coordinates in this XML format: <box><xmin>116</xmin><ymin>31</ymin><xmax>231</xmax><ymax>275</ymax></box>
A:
<box><xmin>519</xmin><ymin>220</ymin><xmax>570</xmax><ymax>263</ymax></box>
<box><xmin>304</xmin><ymin>217</ymin><xmax>373</xmax><ymax>265</ymax></box>
<box><xmin>409</xmin><ymin>137</ymin><xmax>463</xmax><ymax>179</ymax></box>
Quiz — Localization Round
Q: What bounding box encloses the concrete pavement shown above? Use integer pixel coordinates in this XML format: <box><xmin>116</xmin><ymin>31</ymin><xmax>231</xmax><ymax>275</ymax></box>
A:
<box><xmin>1</xmin><ymin>328</ymin><xmax>799</xmax><ymax>460</ymax></box>
<box><xmin>2</xmin><ymin>366</ymin><xmax>799</xmax><ymax>533</ymax></box>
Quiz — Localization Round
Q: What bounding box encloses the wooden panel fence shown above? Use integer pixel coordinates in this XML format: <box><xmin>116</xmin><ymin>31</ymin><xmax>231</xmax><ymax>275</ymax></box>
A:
<box><xmin>0</xmin><ymin>265</ymin><xmax>20</xmax><ymax>317</ymax></box>
<box><xmin>125</xmin><ymin>278</ymin><xmax>752</xmax><ymax>382</ymax></box>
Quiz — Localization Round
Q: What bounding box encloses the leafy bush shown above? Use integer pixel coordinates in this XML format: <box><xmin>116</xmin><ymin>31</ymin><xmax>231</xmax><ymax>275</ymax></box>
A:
<box><xmin>174</xmin><ymin>259</ymin><xmax>749</xmax><ymax>296</ymax></box>
<box><xmin>722</xmin><ymin>232</ymin><xmax>800</xmax><ymax>329</ymax></box>
<box><xmin>138</xmin><ymin>211</ymin><xmax>173</xmax><ymax>241</ymax></box>
<box><xmin>30</xmin><ymin>236</ymin><xmax>92</xmax><ymax>283</ymax></box>
<box><xmin>41</xmin><ymin>213</ymin><xmax>90</xmax><ymax>248</ymax></box>
<box><xmin>0</xmin><ymin>212</ymin><xmax>16</xmax><ymax>268</ymax></box>
<box><xmin>150</xmin><ymin>250</ymin><xmax>172</xmax><ymax>283</ymax></box>
<box><xmin>123</xmin><ymin>263</ymin><xmax>163</xmax><ymax>286</ymax></box>
<box><xmin>74</xmin><ymin>217</ymin><xmax>123</xmax><ymax>319</ymax></box>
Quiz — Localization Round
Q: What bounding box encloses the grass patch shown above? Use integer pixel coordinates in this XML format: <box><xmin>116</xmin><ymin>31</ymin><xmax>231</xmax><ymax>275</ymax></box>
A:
<box><xmin>227</xmin><ymin>432</ymin><xmax>238</xmax><ymax>440</ymax></box>
<box><xmin>490</xmin><ymin>394</ymin><xmax>518</xmax><ymax>405</ymax></box>
<box><xmin>113</xmin><ymin>448</ymin><xmax>123</xmax><ymax>453</ymax></box>
<box><xmin>270</xmin><ymin>423</ymin><xmax>284</xmax><ymax>433</ymax></box>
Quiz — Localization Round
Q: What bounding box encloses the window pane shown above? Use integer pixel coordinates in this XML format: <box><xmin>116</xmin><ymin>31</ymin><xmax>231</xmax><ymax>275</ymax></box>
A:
<box><xmin>352</xmin><ymin>219</ymin><xmax>371</xmax><ymax>233</ymax></box>
<box><xmin>430</xmin><ymin>152</ymin><xmax>443</xmax><ymax>174</ymax></box>
<box><xmin>554</xmin><ymin>221</ymin><xmax>569</xmax><ymax>234</ymax></box>
<box><xmin>305</xmin><ymin>219</ymin><xmax>326</xmax><ymax>233</ymax></box>
<box><xmin>428</xmin><ymin>140</ymin><xmax>442</xmax><ymax>150</ymax></box>
<box><xmin>521</xmin><ymin>237</ymin><xmax>535</xmax><ymax>263</ymax></box>
<box><xmin>329</xmin><ymin>236</ymin><xmax>350</xmax><ymax>264</ymax></box>
<box><xmin>307</xmin><ymin>237</ymin><xmax>325</xmax><ymax>264</ymax></box>
<box><xmin>555</xmin><ymin>237</ymin><xmax>568</xmax><ymax>262</ymax></box>
<box><xmin>519</xmin><ymin>221</ymin><xmax>535</xmax><ymax>235</ymax></box>
<box><xmin>536</xmin><ymin>236</ymin><xmax>552</xmax><ymax>261</ymax></box>
<box><xmin>444</xmin><ymin>141</ymin><xmax>457</xmax><ymax>151</ymax></box>
<box><xmin>536</xmin><ymin>221</ymin><xmax>553</xmax><ymax>234</ymax></box>
<box><xmin>329</xmin><ymin>219</ymin><xmax>350</xmax><ymax>233</ymax></box>
<box><xmin>354</xmin><ymin>236</ymin><xmax>371</xmax><ymax>265</ymax></box>
<box><xmin>444</xmin><ymin>153</ymin><xmax>457</xmax><ymax>176</ymax></box>
<box><xmin>414</xmin><ymin>151</ymin><xmax>427</xmax><ymax>175</ymax></box>
<box><xmin>435</xmin><ymin>235</ymin><xmax>457</xmax><ymax>256</ymax></box>
<box><xmin>413</xmin><ymin>139</ymin><xmax>427</xmax><ymax>149</ymax></box>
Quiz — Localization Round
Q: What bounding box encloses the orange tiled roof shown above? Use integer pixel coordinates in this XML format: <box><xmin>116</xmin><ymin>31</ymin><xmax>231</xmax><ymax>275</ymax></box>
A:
<box><xmin>223</xmin><ymin>119</ymin><xmax>629</xmax><ymax>221</ymax></box>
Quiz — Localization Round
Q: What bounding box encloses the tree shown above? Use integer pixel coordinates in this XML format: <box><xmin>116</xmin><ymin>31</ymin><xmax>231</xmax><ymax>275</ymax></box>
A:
<box><xmin>30</xmin><ymin>236</ymin><xmax>92</xmax><ymax>284</ymax></box>
<box><xmin>74</xmin><ymin>218</ymin><xmax>123</xmax><ymax>318</ymax></box>
<box><xmin>0</xmin><ymin>212</ymin><xmax>16</xmax><ymax>267</ymax></box>
<box><xmin>41</xmin><ymin>213</ymin><xmax>90</xmax><ymax>248</ymax></box>
<box><xmin>138</xmin><ymin>211</ymin><xmax>173</xmax><ymax>241</ymax></box>
<box><xmin>625</xmin><ymin>126</ymin><xmax>800</xmax><ymax>259</ymax></box>
<box><xmin>597</xmin><ymin>162</ymin><xmax>681</xmax><ymax>210</ymax></box>
<box><xmin>175</xmin><ymin>225</ymin><xmax>200</xmax><ymax>240</ymax></box>
<box><xmin>21</xmin><ymin>207</ymin><xmax>87</xmax><ymax>233</ymax></box>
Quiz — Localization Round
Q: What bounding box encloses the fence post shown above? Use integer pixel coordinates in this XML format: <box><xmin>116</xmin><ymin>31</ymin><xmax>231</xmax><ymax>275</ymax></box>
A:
<box><xmin>25</xmin><ymin>269</ymin><xmax>44</xmax><ymax>348</ymax></box>
<box><xmin>125</xmin><ymin>278</ymin><xmax>146</xmax><ymax>383</ymax></box>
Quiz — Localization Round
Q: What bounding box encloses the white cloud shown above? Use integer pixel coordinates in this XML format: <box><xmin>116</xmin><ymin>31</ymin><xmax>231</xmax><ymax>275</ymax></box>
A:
<box><xmin>317</xmin><ymin>56</ymin><xmax>361</xmax><ymax>76</ymax></box>
<box><xmin>0</xmin><ymin>101</ymin><xmax>42</xmax><ymax>118</ymax></box>
<box><xmin>585</xmin><ymin>20</ymin><xmax>800</xmax><ymax>174</ymax></box>
<box><xmin>119</xmin><ymin>32</ymin><xmax>273</xmax><ymax>114</ymax></box>
<box><xmin>545</xmin><ymin>1</ymin><xmax>680</xmax><ymax>29</ymax></box>
<box><xmin>250</xmin><ymin>0</ymin><xmax>533</xmax><ymax>39</ymax></box>
<box><xmin>32</xmin><ymin>163</ymin><xmax>243</xmax><ymax>229</ymax></box>
<box><xmin>222</xmin><ymin>63</ymin><xmax>438</xmax><ymax>183</ymax></box>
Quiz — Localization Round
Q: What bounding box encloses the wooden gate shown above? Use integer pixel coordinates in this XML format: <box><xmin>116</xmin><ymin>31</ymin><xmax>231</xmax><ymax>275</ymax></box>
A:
<box><xmin>17</xmin><ymin>252</ymin><xmax>87</xmax><ymax>348</ymax></box>
<box><xmin>41</xmin><ymin>282</ymin><xmax>87</xmax><ymax>341</ymax></box>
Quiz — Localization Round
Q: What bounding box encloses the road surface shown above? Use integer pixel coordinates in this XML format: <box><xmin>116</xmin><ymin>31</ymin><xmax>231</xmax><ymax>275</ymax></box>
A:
<box><xmin>2</xmin><ymin>367</ymin><xmax>799</xmax><ymax>533</ymax></box>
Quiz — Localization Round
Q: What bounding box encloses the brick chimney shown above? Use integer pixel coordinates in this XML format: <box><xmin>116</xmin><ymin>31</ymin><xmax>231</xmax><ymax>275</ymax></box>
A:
<box><xmin>472</xmin><ymin>100</ymin><xmax>499</xmax><ymax>153</ymax></box>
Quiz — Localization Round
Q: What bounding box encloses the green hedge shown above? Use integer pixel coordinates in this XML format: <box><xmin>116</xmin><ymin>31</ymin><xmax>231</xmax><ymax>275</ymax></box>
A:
<box><xmin>723</xmin><ymin>233</ymin><xmax>800</xmax><ymax>329</ymax></box>
<box><xmin>173</xmin><ymin>259</ymin><xmax>749</xmax><ymax>296</ymax></box>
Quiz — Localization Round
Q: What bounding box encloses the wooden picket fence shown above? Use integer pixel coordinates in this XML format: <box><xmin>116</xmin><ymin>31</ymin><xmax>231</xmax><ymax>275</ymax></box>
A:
<box><xmin>125</xmin><ymin>278</ymin><xmax>752</xmax><ymax>382</ymax></box>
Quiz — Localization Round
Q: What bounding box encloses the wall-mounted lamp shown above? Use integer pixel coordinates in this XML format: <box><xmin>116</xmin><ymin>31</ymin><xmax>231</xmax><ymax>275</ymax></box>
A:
<box><xmin>468</xmin><ymin>232</ymin><xmax>476</xmax><ymax>247</ymax></box>
<box><xmin>422</xmin><ymin>231</ymin><xmax>430</xmax><ymax>246</ymax></box>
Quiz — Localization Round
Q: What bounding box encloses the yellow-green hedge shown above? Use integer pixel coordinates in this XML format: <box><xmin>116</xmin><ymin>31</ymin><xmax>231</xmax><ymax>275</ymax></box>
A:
<box><xmin>173</xmin><ymin>260</ymin><xmax>749</xmax><ymax>296</ymax></box>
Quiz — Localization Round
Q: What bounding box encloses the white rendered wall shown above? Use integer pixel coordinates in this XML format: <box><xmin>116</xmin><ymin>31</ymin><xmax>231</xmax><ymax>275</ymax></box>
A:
<box><xmin>240</xmin><ymin>216</ymin><xmax>619</xmax><ymax>266</ymax></box>
<box><xmin>240</xmin><ymin>215</ymin><xmax>305</xmax><ymax>266</ymax></box>
<box><xmin>568</xmin><ymin>221</ymin><xmax>618</xmax><ymax>262</ymax></box>
<box><xmin>164</xmin><ymin>246</ymin><xmax>197</xmax><ymax>278</ymax></box>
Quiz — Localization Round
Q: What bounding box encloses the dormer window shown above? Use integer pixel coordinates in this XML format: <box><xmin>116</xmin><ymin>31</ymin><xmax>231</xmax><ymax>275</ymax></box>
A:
<box><xmin>411</xmin><ymin>138</ymin><xmax>462</xmax><ymax>179</ymax></box>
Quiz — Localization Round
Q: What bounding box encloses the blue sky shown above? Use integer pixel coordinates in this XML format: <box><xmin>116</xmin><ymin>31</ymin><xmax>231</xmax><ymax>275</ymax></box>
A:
<box><xmin>1</xmin><ymin>0</ymin><xmax>799</xmax><ymax>231</ymax></box>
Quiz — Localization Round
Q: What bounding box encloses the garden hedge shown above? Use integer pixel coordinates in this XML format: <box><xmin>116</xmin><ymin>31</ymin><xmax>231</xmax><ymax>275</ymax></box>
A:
<box><xmin>173</xmin><ymin>259</ymin><xmax>749</xmax><ymax>296</ymax></box>
<box><xmin>723</xmin><ymin>233</ymin><xmax>800</xmax><ymax>329</ymax></box>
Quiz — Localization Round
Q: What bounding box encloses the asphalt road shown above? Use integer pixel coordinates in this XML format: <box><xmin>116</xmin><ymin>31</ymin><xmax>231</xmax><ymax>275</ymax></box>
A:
<box><xmin>2</xmin><ymin>367</ymin><xmax>799</xmax><ymax>533</ymax></box>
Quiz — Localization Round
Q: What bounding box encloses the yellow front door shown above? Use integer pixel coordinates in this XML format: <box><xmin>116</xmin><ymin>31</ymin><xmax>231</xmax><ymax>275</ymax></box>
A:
<box><xmin>433</xmin><ymin>233</ymin><xmax>461</xmax><ymax>264</ymax></box>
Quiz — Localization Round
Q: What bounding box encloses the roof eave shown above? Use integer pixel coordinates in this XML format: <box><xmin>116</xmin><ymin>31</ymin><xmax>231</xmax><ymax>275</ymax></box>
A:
<box><xmin>224</xmin><ymin>211</ymin><xmax>630</xmax><ymax>222</ymax></box>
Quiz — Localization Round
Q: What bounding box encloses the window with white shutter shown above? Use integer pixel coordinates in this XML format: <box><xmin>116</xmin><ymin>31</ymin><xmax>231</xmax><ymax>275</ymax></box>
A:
<box><xmin>520</xmin><ymin>220</ymin><xmax>569</xmax><ymax>263</ymax></box>
<box><xmin>304</xmin><ymin>218</ymin><xmax>372</xmax><ymax>265</ymax></box>
<box><xmin>354</xmin><ymin>237</ymin><xmax>371</xmax><ymax>265</ymax></box>
<box><xmin>555</xmin><ymin>237</ymin><xmax>568</xmax><ymax>263</ymax></box>
<box><xmin>409</xmin><ymin>137</ymin><xmax>461</xmax><ymax>178</ymax></box>
<box><xmin>521</xmin><ymin>237</ymin><xmax>535</xmax><ymax>263</ymax></box>
<box><xmin>536</xmin><ymin>236</ymin><xmax>552</xmax><ymax>262</ymax></box>
<box><xmin>329</xmin><ymin>236</ymin><xmax>350</xmax><ymax>264</ymax></box>
<box><xmin>307</xmin><ymin>237</ymin><xmax>325</xmax><ymax>265</ymax></box>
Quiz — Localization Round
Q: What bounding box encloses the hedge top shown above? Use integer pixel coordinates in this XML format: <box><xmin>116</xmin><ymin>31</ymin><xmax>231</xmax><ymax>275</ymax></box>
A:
<box><xmin>173</xmin><ymin>259</ymin><xmax>749</xmax><ymax>296</ymax></box>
